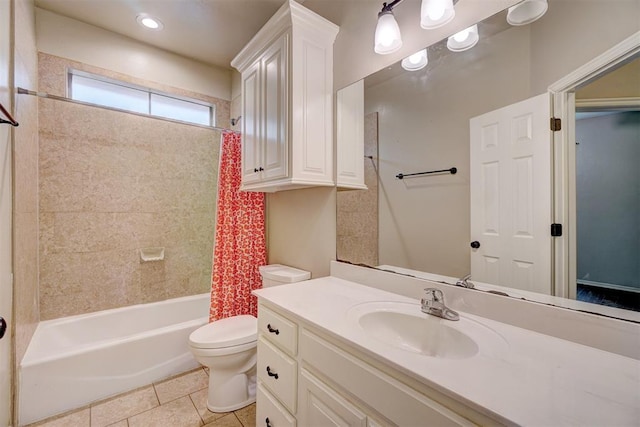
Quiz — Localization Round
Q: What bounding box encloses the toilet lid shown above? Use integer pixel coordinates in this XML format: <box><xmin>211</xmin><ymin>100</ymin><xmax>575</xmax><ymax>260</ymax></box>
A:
<box><xmin>189</xmin><ymin>315</ymin><xmax>257</xmax><ymax>349</ymax></box>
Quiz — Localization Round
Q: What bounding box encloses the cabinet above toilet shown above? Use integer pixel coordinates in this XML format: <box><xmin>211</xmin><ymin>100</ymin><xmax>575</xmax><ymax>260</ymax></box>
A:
<box><xmin>231</xmin><ymin>0</ymin><xmax>339</xmax><ymax>192</ymax></box>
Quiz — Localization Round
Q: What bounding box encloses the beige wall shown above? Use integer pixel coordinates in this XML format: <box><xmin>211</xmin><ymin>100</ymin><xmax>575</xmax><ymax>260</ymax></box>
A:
<box><xmin>529</xmin><ymin>0</ymin><xmax>640</xmax><ymax>95</ymax></box>
<box><xmin>576</xmin><ymin>59</ymin><xmax>640</xmax><ymax>99</ymax></box>
<box><xmin>12</xmin><ymin>0</ymin><xmax>40</xmax><ymax>423</ymax></box>
<box><xmin>35</xmin><ymin>8</ymin><xmax>232</xmax><ymax>101</ymax></box>
<box><xmin>38</xmin><ymin>54</ymin><xmax>227</xmax><ymax>319</ymax></box>
<box><xmin>266</xmin><ymin>187</ymin><xmax>336</xmax><ymax>278</ymax></box>
<box><xmin>13</xmin><ymin>0</ymin><xmax>39</xmax><ymax>388</ymax></box>
<box><xmin>0</xmin><ymin>0</ymin><xmax>13</xmax><ymax>423</ymax></box>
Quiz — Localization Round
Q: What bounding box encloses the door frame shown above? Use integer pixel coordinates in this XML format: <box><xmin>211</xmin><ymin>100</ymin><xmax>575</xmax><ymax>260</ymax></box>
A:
<box><xmin>548</xmin><ymin>30</ymin><xmax>640</xmax><ymax>299</ymax></box>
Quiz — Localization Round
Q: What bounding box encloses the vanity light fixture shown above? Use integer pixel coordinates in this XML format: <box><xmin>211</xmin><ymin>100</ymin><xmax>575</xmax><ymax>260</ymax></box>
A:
<box><xmin>136</xmin><ymin>13</ymin><xmax>164</xmax><ymax>30</ymax></box>
<box><xmin>420</xmin><ymin>0</ymin><xmax>455</xmax><ymax>30</ymax></box>
<box><xmin>401</xmin><ymin>49</ymin><xmax>428</xmax><ymax>71</ymax></box>
<box><xmin>374</xmin><ymin>0</ymin><xmax>403</xmax><ymax>54</ymax></box>
<box><xmin>506</xmin><ymin>0</ymin><xmax>548</xmax><ymax>26</ymax></box>
<box><xmin>447</xmin><ymin>24</ymin><xmax>479</xmax><ymax>52</ymax></box>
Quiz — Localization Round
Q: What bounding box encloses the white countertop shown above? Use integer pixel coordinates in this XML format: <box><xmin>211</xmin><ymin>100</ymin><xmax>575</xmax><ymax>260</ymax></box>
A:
<box><xmin>254</xmin><ymin>276</ymin><xmax>640</xmax><ymax>426</ymax></box>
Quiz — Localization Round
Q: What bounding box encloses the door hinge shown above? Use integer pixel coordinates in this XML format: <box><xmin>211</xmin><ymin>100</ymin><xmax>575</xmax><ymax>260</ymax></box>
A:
<box><xmin>550</xmin><ymin>117</ymin><xmax>562</xmax><ymax>131</ymax></box>
<box><xmin>551</xmin><ymin>223</ymin><xmax>563</xmax><ymax>237</ymax></box>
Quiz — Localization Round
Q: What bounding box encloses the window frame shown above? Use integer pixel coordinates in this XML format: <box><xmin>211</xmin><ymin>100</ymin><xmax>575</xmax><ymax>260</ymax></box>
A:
<box><xmin>67</xmin><ymin>69</ymin><xmax>216</xmax><ymax>127</ymax></box>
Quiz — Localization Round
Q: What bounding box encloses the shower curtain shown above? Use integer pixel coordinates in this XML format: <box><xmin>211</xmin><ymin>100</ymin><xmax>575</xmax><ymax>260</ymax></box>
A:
<box><xmin>209</xmin><ymin>131</ymin><xmax>266</xmax><ymax>321</ymax></box>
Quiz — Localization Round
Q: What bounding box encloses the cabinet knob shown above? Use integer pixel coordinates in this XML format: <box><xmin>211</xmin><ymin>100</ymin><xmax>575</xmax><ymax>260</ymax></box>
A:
<box><xmin>258</xmin><ymin>167</ymin><xmax>264</xmax><ymax>171</ymax></box>
<box><xmin>254</xmin><ymin>168</ymin><xmax>259</xmax><ymax>173</ymax></box>
<box><xmin>470</xmin><ymin>241</ymin><xmax>481</xmax><ymax>249</ymax></box>
<box><xmin>265</xmin><ymin>417</ymin><xmax>272</xmax><ymax>427</ymax></box>
<box><xmin>0</xmin><ymin>317</ymin><xmax>6</xmax><ymax>340</ymax></box>
<box><xmin>267</xmin><ymin>324</ymin><xmax>280</xmax><ymax>335</ymax></box>
<box><xmin>266</xmin><ymin>366</ymin><xmax>279</xmax><ymax>379</ymax></box>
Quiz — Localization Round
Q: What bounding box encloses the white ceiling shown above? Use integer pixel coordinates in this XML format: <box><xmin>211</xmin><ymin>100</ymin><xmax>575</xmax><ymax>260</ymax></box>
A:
<box><xmin>35</xmin><ymin>0</ymin><xmax>300</xmax><ymax>70</ymax></box>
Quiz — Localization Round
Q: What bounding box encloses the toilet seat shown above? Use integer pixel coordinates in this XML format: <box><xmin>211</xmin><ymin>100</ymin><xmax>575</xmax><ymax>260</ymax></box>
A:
<box><xmin>189</xmin><ymin>315</ymin><xmax>257</xmax><ymax>349</ymax></box>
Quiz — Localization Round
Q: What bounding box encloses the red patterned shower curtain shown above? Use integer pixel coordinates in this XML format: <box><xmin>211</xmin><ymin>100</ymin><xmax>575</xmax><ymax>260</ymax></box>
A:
<box><xmin>209</xmin><ymin>131</ymin><xmax>266</xmax><ymax>322</ymax></box>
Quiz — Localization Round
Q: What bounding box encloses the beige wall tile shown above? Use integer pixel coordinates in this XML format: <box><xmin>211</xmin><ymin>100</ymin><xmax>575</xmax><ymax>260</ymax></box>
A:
<box><xmin>154</xmin><ymin>369</ymin><xmax>209</xmax><ymax>405</ymax></box>
<box><xmin>203</xmin><ymin>413</ymin><xmax>242</xmax><ymax>427</ymax></box>
<box><xmin>90</xmin><ymin>386</ymin><xmax>159</xmax><ymax>427</ymax></box>
<box><xmin>189</xmin><ymin>389</ymin><xmax>228</xmax><ymax>425</ymax></box>
<box><xmin>234</xmin><ymin>404</ymin><xmax>256</xmax><ymax>427</ymax></box>
<box><xmin>38</xmin><ymin>55</ymin><xmax>223</xmax><ymax>319</ymax></box>
<box><xmin>127</xmin><ymin>396</ymin><xmax>202</xmax><ymax>427</ymax></box>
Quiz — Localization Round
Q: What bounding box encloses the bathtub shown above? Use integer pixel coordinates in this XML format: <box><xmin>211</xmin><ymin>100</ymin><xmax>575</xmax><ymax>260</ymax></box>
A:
<box><xmin>19</xmin><ymin>293</ymin><xmax>210</xmax><ymax>425</ymax></box>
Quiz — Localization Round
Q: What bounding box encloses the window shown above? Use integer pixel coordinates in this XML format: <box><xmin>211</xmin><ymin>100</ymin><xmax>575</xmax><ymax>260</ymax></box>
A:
<box><xmin>69</xmin><ymin>71</ymin><xmax>214</xmax><ymax>127</ymax></box>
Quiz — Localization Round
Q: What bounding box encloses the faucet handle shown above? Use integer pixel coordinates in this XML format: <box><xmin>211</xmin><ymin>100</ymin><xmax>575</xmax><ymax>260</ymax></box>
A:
<box><xmin>456</xmin><ymin>274</ymin><xmax>474</xmax><ymax>289</ymax></box>
<box><xmin>422</xmin><ymin>287</ymin><xmax>444</xmax><ymax>304</ymax></box>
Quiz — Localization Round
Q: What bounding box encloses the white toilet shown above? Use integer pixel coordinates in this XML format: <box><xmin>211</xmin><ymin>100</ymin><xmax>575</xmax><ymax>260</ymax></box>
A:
<box><xmin>188</xmin><ymin>264</ymin><xmax>310</xmax><ymax>412</ymax></box>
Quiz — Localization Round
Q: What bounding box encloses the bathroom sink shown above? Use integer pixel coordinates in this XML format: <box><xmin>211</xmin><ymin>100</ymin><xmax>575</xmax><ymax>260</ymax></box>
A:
<box><xmin>347</xmin><ymin>301</ymin><xmax>506</xmax><ymax>359</ymax></box>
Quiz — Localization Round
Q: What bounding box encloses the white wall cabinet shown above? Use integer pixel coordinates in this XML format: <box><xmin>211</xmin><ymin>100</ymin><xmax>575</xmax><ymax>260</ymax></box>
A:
<box><xmin>256</xmin><ymin>301</ymin><xmax>503</xmax><ymax>427</ymax></box>
<box><xmin>231</xmin><ymin>0</ymin><xmax>338</xmax><ymax>192</ymax></box>
<box><xmin>336</xmin><ymin>79</ymin><xmax>367</xmax><ymax>190</ymax></box>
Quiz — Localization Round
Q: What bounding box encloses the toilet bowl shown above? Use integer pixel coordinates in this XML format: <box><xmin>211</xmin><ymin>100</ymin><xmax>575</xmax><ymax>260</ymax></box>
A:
<box><xmin>188</xmin><ymin>264</ymin><xmax>310</xmax><ymax>412</ymax></box>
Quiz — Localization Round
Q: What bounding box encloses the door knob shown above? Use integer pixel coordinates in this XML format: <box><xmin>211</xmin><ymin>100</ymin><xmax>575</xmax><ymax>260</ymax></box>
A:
<box><xmin>470</xmin><ymin>241</ymin><xmax>480</xmax><ymax>249</ymax></box>
<box><xmin>0</xmin><ymin>317</ymin><xmax>6</xmax><ymax>339</ymax></box>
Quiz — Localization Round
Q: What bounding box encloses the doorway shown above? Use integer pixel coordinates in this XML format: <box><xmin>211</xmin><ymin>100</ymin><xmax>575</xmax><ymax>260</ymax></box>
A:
<box><xmin>551</xmin><ymin>32</ymin><xmax>640</xmax><ymax>311</ymax></box>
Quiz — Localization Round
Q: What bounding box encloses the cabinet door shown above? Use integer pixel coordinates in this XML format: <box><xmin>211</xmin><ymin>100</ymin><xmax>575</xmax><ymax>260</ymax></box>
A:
<box><xmin>299</xmin><ymin>369</ymin><xmax>367</xmax><ymax>427</ymax></box>
<box><xmin>261</xmin><ymin>32</ymin><xmax>289</xmax><ymax>182</ymax></box>
<box><xmin>336</xmin><ymin>79</ymin><xmax>366</xmax><ymax>189</ymax></box>
<box><xmin>242</xmin><ymin>60</ymin><xmax>262</xmax><ymax>185</ymax></box>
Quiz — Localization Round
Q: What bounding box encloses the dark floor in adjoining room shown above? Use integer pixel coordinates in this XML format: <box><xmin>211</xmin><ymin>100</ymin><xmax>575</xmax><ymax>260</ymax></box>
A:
<box><xmin>577</xmin><ymin>283</ymin><xmax>640</xmax><ymax>312</ymax></box>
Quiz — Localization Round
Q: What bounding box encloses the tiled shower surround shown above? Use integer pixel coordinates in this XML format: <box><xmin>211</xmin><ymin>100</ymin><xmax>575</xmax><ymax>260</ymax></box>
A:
<box><xmin>38</xmin><ymin>53</ymin><xmax>230</xmax><ymax>320</ymax></box>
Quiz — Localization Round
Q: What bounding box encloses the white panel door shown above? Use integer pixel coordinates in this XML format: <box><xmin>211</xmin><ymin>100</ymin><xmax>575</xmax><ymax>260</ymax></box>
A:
<box><xmin>470</xmin><ymin>93</ymin><xmax>552</xmax><ymax>294</ymax></box>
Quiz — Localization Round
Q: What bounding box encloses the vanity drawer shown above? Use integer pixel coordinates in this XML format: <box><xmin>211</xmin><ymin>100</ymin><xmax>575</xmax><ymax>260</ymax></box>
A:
<box><xmin>257</xmin><ymin>335</ymin><xmax>297</xmax><ymax>413</ymax></box>
<box><xmin>259</xmin><ymin>304</ymin><xmax>298</xmax><ymax>356</ymax></box>
<box><xmin>257</xmin><ymin>382</ymin><xmax>296</xmax><ymax>427</ymax></box>
<box><xmin>300</xmin><ymin>329</ymin><xmax>476</xmax><ymax>427</ymax></box>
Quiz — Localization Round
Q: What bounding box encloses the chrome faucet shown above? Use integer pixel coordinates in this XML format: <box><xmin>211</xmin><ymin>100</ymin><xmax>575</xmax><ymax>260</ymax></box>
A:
<box><xmin>421</xmin><ymin>288</ymin><xmax>459</xmax><ymax>321</ymax></box>
<box><xmin>456</xmin><ymin>274</ymin><xmax>474</xmax><ymax>289</ymax></box>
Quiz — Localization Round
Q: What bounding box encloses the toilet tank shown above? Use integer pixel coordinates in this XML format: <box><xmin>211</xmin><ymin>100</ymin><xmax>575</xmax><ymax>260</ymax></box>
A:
<box><xmin>259</xmin><ymin>264</ymin><xmax>311</xmax><ymax>287</ymax></box>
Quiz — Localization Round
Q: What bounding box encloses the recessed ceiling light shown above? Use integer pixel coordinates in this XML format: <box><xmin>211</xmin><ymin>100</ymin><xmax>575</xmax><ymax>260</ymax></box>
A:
<box><xmin>136</xmin><ymin>13</ymin><xmax>163</xmax><ymax>30</ymax></box>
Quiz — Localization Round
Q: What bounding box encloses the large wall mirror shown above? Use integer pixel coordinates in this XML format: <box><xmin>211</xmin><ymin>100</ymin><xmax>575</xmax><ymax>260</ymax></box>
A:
<box><xmin>336</xmin><ymin>0</ymin><xmax>640</xmax><ymax>320</ymax></box>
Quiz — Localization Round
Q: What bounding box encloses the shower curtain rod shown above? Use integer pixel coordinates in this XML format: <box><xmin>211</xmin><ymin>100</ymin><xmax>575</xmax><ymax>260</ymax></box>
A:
<box><xmin>17</xmin><ymin>87</ymin><xmax>238</xmax><ymax>133</ymax></box>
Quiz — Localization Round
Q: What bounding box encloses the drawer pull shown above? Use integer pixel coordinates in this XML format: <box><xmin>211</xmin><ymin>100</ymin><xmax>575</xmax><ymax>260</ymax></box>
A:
<box><xmin>265</xmin><ymin>417</ymin><xmax>272</xmax><ymax>427</ymax></box>
<box><xmin>267</xmin><ymin>324</ymin><xmax>280</xmax><ymax>335</ymax></box>
<box><xmin>266</xmin><ymin>366</ymin><xmax>279</xmax><ymax>379</ymax></box>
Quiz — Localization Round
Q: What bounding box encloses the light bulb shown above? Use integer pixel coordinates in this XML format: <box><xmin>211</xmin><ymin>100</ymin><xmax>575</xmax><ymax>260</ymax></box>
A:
<box><xmin>428</xmin><ymin>5</ymin><xmax>445</xmax><ymax>21</ymax></box>
<box><xmin>374</xmin><ymin>11</ymin><xmax>402</xmax><ymax>54</ymax></box>
<box><xmin>421</xmin><ymin>0</ymin><xmax>455</xmax><ymax>30</ymax></box>
<box><xmin>447</xmin><ymin>24</ymin><xmax>479</xmax><ymax>52</ymax></box>
<box><xmin>401</xmin><ymin>49</ymin><xmax>428</xmax><ymax>71</ymax></box>
<box><xmin>408</xmin><ymin>52</ymin><xmax>423</xmax><ymax>64</ymax></box>
<box><xmin>141</xmin><ymin>18</ymin><xmax>159</xmax><ymax>29</ymax></box>
<box><xmin>453</xmin><ymin>28</ymin><xmax>470</xmax><ymax>42</ymax></box>
<box><xmin>136</xmin><ymin>14</ymin><xmax>163</xmax><ymax>30</ymax></box>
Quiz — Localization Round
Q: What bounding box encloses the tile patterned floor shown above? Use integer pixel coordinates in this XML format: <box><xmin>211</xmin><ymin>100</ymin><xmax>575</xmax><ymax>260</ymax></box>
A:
<box><xmin>27</xmin><ymin>367</ymin><xmax>256</xmax><ymax>427</ymax></box>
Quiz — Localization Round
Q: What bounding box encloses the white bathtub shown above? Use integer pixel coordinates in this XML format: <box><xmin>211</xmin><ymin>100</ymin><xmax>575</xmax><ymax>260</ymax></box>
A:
<box><xmin>19</xmin><ymin>293</ymin><xmax>210</xmax><ymax>425</ymax></box>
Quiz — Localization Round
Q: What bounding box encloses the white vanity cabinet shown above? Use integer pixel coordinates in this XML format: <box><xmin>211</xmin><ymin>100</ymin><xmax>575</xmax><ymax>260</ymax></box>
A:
<box><xmin>256</xmin><ymin>302</ymin><xmax>499</xmax><ymax>427</ymax></box>
<box><xmin>231</xmin><ymin>0</ymin><xmax>338</xmax><ymax>192</ymax></box>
